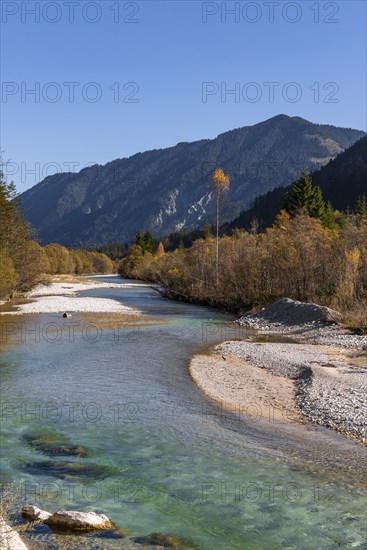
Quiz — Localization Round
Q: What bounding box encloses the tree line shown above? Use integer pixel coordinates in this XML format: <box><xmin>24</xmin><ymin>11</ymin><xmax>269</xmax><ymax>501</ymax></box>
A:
<box><xmin>0</xmin><ymin>172</ymin><xmax>114</xmax><ymax>299</ymax></box>
<box><xmin>118</xmin><ymin>170</ymin><xmax>367</xmax><ymax>329</ymax></box>
<box><xmin>2</xmin><ymin>166</ymin><xmax>366</xmax><ymax>329</ymax></box>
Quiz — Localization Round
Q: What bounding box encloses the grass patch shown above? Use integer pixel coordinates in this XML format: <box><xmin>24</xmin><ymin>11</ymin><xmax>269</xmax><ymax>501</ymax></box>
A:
<box><xmin>340</xmin><ymin>303</ymin><xmax>367</xmax><ymax>334</ymax></box>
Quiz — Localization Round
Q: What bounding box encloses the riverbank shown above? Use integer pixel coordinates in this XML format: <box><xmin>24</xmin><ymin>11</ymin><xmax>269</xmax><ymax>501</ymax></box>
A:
<box><xmin>190</xmin><ymin>340</ymin><xmax>367</xmax><ymax>443</ymax></box>
<box><xmin>190</xmin><ymin>299</ymin><xmax>366</xmax><ymax>443</ymax></box>
<box><xmin>2</xmin><ymin>286</ymin><xmax>367</xmax><ymax>549</ymax></box>
<box><xmin>0</xmin><ymin>276</ymin><xmax>144</xmax><ymax>316</ymax></box>
<box><xmin>238</xmin><ymin>297</ymin><xmax>367</xmax><ymax>348</ymax></box>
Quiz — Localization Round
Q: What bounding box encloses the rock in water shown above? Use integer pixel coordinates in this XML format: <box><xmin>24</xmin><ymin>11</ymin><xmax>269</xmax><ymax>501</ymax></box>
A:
<box><xmin>23</xmin><ymin>459</ymin><xmax>110</xmax><ymax>480</ymax></box>
<box><xmin>46</xmin><ymin>511</ymin><xmax>112</xmax><ymax>530</ymax></box>
<box><xmin>133</xmin><ymin>532</ymin><xmax>185</xmax><ymax>547</ymax></box>
<box><xmin>21</xmin><ymin>507</ymin><xmax>112</xmax><ymax>531</ymax></box>
<box><xmin>23</xmin><ymin>432</ymin><xmax>87</xmax><ymax>457</ymax></box>
<box><xmin>22</xmin><ymin>505</ymin><xmax>51</xmax><ymax>522</ymax></box>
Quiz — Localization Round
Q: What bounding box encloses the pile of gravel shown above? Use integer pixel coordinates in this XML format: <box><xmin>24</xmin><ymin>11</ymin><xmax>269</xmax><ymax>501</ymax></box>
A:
<box><xmin>238</xmin><ymin>298</ymin><xmax>342</xmax><ymax>329</ymax></box>
<box><xmin>237</xmin><ymin>298</ymin><xmax>366</xmax><ymax>350</ymax></box>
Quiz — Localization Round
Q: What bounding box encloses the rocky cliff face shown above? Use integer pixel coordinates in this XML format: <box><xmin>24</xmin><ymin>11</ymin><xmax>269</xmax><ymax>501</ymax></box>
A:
<box><xmin>19</xmin><ymin>115</ymin><xmax>365</xmax><ymax>246</ymax></box>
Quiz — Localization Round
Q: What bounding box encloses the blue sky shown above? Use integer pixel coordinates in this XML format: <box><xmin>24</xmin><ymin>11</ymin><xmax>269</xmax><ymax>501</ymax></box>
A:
<box><xmin>1</xmin><ymin>0</ymin><xmax>366</xmax><ymax>192</ymax></box>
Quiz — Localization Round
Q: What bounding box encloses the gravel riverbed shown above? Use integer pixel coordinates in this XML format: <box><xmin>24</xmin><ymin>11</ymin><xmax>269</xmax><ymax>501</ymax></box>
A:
<box><xmin>2</xmin><ymin>280</ymin><xmax>143</xmax><ymax>315</ymax></box>
<box><xmin>218</xmin><ymin>340</ymin><xmax>367</xmax><ymax>443</ymax></box>
<box><xmin>191</xmin><ymin>298</ymin><xmax>366</xmax><ymax>443</ymax></box>
<box><xmin>238</xmin><ymin>297</ymin><xmax>367</xmax><ymax>350</ymax></box>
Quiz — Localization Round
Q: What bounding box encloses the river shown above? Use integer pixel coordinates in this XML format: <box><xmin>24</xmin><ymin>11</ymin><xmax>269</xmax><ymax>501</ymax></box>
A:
<box><xmin>0</xmin><ymin>277</ymin><xmax>366</xmax><ymax>549</ymax></box>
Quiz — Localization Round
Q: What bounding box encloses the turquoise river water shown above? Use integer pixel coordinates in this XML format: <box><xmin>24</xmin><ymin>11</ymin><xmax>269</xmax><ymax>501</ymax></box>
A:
<box><xmin>0</xmin><ymin>277</ymin><xmax>366</xmax><ymax>549</ymax></box>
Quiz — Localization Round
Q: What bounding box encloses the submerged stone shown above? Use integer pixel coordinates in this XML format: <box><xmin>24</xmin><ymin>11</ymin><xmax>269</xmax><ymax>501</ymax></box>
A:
<box><xmin>23</xmin><ymin>432</ymin><xmax>87</xmax><ymax>457</ymax></box>
<box><xmin>133</xmin><ymin>532</ymin><xmax>188</xmax><ymax>548</ymax></box>
<box><xmin>23</xmin><ymin>459</ymin><xmax>111</xmax><ymax>480</ymax></box>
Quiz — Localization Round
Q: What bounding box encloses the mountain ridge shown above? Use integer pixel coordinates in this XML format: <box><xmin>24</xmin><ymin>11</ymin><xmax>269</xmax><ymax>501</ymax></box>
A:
<box><xmin>19</xmin><ymin>115</ymin><xmax>365</xmax><ymax>246</ymax></box>
<box><xmin>226</xmin><ymin>135</ymin><xmax>367</xmax><ymax>232</ymax></box>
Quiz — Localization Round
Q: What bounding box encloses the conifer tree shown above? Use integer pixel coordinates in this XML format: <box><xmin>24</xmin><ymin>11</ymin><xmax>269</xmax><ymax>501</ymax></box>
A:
<box><xmin>335</xmin><ymin>210</ymin><xmax>347</xmax><ymax>229</ymax></box>
<box><xmin>201</xmin><ymin>220</ymin><xmax>213</xmax><ymax>240</ymax></box>
<box><xmin>285</xmin><ymin>170</ymin><xmax>315</xmax><ymax>217</ymax></box>
<box><xmin>135</xmin><ymin>230</ymin><xmax>144</xmax><ymax>250</ymax></box>
<box><xmin>310</xmin><ymin>185</ymin><xmax>325</xmax><ymax>219</ymax></box>
<box><xmin>355</xmin><ymin>194</ymin><xmax>367</xmax><ymax>223</ymax></box>
<box><xmin>143</xmin><ymin>230</ymin><xmax>155</xmax><ymax>254</ymax></box>
<box><xmin>322</xmin><ymin>201</ymin><xmax>336</xmax><ymax>230</ymax></box>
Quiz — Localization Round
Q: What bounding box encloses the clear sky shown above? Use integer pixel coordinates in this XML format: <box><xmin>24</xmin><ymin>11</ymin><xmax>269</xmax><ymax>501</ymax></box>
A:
<box><xmin>1</xmin><ymin>0</ymin><xmax>366</xmax><ymax>192</ymax></box>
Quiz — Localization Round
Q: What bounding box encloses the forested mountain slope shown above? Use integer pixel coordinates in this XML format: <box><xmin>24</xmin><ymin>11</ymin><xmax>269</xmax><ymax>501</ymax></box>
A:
<box><xmin>19</xmin><ymin>115</ymin><xmax>364</xmax><ymax>245</ymax></box>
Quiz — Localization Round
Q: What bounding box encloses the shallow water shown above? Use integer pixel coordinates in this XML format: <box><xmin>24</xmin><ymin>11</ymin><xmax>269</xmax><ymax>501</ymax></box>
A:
<box><xmin>1</xmin><ymin>277</ymin><xmax>366</xmax><ymax>549</ymax></box>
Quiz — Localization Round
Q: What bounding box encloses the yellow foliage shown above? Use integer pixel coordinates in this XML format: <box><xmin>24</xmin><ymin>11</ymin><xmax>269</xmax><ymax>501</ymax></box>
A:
<box><xmin>167</xmin><ymin>268</ymin><xmax>180</xmax><ymax>278</ymax></box>
<box><xmin>335</xmin><ymin>247</ymin><xmax>361</xmax><ymax>308</ymax></box>
<box><xmin>156</xmin><ymin>242</ymin><xmax>165</xmax><ymax>258</ymax></box>
<box><xmin>347</xmin><ymin>247</ymin><xmax>361</xmax><ymax>267</ymax></box>
<box><xmin>212</xmin><ymin>168</ymin><xmax>230</xmax><ymax>192</ymax></box>
<box><xmin>0</xmin><ymin>251</ymin><xmax>17</xmax><ymax>298</ymax></box>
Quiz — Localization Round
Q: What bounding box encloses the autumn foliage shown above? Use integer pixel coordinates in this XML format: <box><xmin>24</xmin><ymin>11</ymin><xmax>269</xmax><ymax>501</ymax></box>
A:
<box><xmin>119</xmin><ymin>170</ymin><xmax>366</xmax><ymax>324</ymax></box>
<box><xmin>119</xmin><ymin>210</ymin><xmax>367</xmax><ymax>326</ymax></box>
<box><xmin>0</xmin><ymin>172</ymin><xmax>114</xmax><ymax>298</ymax></box>
<box><xmin>212</xmin><ymin>168</ymin><xmax>230</xmax><ymax>193</ymax></box>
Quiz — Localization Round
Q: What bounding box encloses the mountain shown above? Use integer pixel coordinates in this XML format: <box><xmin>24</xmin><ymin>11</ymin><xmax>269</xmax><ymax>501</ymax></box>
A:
<box><xmin>19</xmin><ymin>115</ymin><xmax>365</xmax><ymax>246</ymax></box>
<box><xmin>227</xmin><ymin>135</ymin><xmax>367</xmax><ymax>231</ymax></box>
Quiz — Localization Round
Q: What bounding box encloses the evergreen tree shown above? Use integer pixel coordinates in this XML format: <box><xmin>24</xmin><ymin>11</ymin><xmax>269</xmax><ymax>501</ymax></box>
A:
<box><xmin>0</xmin><ymin>172</ymin><xmax>23</xmax><ymax>252</ymax></box>
<box><xmin>335</xmin><ymin>210</ymin><xmax>347</xmax><ymax>229</ymax></box>
<box><xmin>201</xmin><ymin>220</ymin><xmax>213</xmax><ymax>240</ymax></box>
<box><xmin>309</xmin><ymin>185</ymin><xmax>325</xmax><ymax>219</ymax></box>
<box><xmin>135</xmin><ymin>230</ymin><xmax>145</xmax><ymax>250</ymax></box>
<box><xmin>322</xmin><ymin>201</ymin><xmax>336</xmax><ymax>230</ymax></box>
<box><xmin>143</xmin><ymin>230</ymin><xmax>155</xmax><ymax>254</ymax></box>
<box><xmin>178</xmin><ymin>240</ymin><xmax>185</xmax><ymax>252</ymax></box>
<box><xmin>355</xmin><ymin>194</ymin><xmax>367</xmax><ymax>223</ymax></box>
<box><xmin>285</xmin><ymin>170</ymin><xmax>315</xmax><ymax>217</ymax></box>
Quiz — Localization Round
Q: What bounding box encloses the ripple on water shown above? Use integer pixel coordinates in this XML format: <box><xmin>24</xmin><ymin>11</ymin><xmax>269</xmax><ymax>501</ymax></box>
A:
<box><xmin>1</xmin><ymin>278</ymin><xmax>366</xmax><ymax>550</ymax></box>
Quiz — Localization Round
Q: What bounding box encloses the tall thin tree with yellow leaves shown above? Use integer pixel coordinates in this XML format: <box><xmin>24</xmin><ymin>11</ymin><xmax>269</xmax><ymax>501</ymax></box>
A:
<box><xmin>212</xmin><ymin>168</ymin><xmax>230</xmax><ymax>285</ymax></box>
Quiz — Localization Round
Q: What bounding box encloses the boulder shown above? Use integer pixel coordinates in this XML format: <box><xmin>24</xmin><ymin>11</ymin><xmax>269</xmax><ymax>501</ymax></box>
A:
<box><xmin>22</xmin><ymin>505</ymin><xmax>51</xmax><ymax>522</ymax></box>
<box><xmin>22</xmin><ymin>507</ymin><xmax>112</xmax><ymax>531</ymax></box>
<box><xmin>0</xmin><ymin>518</ymin><xmax>29</xmax><ymax>549</ymax></box>
<box><xmin>46</xmin><ymin>510</ymin><xmax>111</xmax><ymax>530</ymax></box>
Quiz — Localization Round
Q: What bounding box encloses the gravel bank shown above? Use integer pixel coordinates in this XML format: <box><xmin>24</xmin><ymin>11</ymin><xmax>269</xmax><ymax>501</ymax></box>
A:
<box><xmin>190</xmin><ymin>352</ymin><xmax>302</xmax><ymax>424</ymax></box>
<box><xmin>27</xmin><ymin>280</ymin><xmax>148</xmax><ymax>296</ymax></box>
<box><xmin>190</xmin><ymin>298</ymin><xmax>366</xmax><ymax>443</ymax></box>
<box><xmin>238</xmin><ymin>298</ymin><xmax>367</xmax><ymax>350</ymax></box>
<box><xmin>221</xmin><ymin>341</ymin><xmax>366</xmax><ymax>442</ymax></box>
<box><xmin>3</xmin><ymin>280</ymin><xmax>142</xmax><ymax>315</ymax></box>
